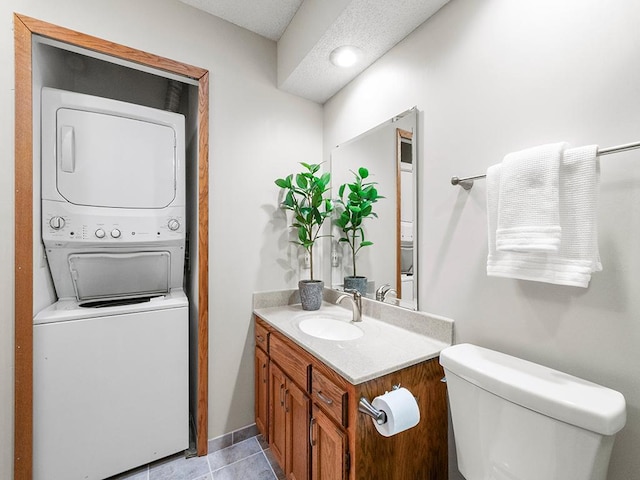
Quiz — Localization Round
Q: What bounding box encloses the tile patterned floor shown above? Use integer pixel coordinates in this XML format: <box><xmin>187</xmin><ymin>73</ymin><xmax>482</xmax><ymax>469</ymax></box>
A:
<box><xmin>109</xmin><ymin>429</ymin><xmax>285</xmax><ymax>480</ymax></box>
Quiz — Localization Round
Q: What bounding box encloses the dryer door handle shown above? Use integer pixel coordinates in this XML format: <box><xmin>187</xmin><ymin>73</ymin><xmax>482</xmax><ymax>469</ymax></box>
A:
<box><xmin>60</xmin><ymin>125</ymin><xmax>75</xmax><ymax>173</ymax></box>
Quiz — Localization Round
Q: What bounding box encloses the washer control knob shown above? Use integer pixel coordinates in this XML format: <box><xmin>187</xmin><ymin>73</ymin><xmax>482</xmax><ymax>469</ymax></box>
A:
<box><xmin>49</xmin><ymin>216</ymin><xmax>65</xmax><ymax>230</ymax></box>
<box><xmin>111</xmin><ymin>229</ymin><xmax>122</xmax><ymax>239</ymax></box>
<box><xmin>95</xmin><ymin>228</ymin><xmax>106</xmax><ymax>239</ymax></box>
<box><xmin>168</xmin><ymin>219</ymin><xmax>180</xmax><ymax>231</ymax></box>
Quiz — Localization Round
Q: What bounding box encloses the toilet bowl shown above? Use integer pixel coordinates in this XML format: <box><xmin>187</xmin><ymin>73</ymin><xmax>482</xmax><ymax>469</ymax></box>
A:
<box><xmin>440</xmin><ymin>343</ymin><xmax>626</xmax><ymax>480</ymax></box>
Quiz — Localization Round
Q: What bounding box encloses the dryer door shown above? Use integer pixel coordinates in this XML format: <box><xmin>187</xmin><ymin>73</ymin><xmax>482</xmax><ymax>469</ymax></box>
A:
<box><xmin>56</xmin><ymin>108</ymin><xmax>177</xmax><ymax>209</ymax></box>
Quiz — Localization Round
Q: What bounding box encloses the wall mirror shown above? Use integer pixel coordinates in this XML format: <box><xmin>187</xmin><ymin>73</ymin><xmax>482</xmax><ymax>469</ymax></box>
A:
<box><xmin>330</xmin><ymin>108</ymin><xmax>418</xmax><ymax>310</ymax></box>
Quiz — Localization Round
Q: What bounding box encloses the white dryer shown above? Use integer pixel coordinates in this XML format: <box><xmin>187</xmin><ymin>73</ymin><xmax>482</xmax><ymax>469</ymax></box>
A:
<box><xmin>40</xmin><ymin>87</ymin><xmax>186</xmax><ymax>301</ymax></box>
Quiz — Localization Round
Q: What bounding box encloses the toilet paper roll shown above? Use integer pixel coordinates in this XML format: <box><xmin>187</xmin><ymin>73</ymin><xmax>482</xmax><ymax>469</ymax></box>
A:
<box><xmin>371</xmin><ymin>387</ymin><xmax>420</xmax><ymax>437</ymax></box>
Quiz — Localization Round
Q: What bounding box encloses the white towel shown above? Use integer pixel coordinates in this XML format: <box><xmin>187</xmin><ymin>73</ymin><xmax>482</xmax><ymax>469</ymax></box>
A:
<box><xmin>487</xmin><ymin>145</ymin><xmax>601</xmax><ymax>288</ymax></box>
<box><xmin>555</xmin><ymin>145</ymin><xmax>601</xmax><ymax>272</ymax></box>
<box><xmin>496</xmin><ymin>142</ymin><xmax>567</xmax><ymax>253</ymax></box>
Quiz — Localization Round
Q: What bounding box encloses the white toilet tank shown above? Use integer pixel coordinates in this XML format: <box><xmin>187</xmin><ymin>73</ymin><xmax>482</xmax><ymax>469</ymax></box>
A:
<box><xmin>440</xmin><ymin>344</ymin><xmax>626</xmax><ymax>480</ymax></box>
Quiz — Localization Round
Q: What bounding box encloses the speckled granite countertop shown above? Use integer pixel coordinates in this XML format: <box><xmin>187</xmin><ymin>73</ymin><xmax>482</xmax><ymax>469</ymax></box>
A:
<box><xmin>253</xmin><ymin>289</ymin><xmax>454</xmax><ymax>385</ymax></box>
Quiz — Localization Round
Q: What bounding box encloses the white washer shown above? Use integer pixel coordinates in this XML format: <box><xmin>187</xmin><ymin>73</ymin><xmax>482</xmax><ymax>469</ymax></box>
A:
<box><xmin>33</xmin><ymin>291</ymin><xmax>189</xmax><ymax>480</ymax></box>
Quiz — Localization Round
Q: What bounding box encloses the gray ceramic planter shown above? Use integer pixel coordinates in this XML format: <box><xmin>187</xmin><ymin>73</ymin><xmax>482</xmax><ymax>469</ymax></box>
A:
<box><xmin>299</xmin><ymin>279</ymin><xmax>324</xmax><ymax>311</ymax></box>
<box><xmin>344</xmin><ymin>276</ymin><xmax>367</xmax><ymax>296</ymax></box>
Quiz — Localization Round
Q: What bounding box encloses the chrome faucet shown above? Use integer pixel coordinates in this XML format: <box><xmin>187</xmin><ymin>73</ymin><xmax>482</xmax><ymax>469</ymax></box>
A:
<box><xmin>337</xmin><ymin>289</ymin><xmax>362</xmax><ymax>322</ymax></box>
<box><xmin>375</xmin><ymin>284</ymin><xmax>397</xmax><ymax>302</ymax></box>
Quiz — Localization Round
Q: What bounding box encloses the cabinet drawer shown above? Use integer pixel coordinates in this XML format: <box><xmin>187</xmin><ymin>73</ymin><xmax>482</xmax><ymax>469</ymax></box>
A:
<box><xmin>270</xmin><ymin>334</ymin><xmax>310</xmax><ymax>391</ymax></box>
<box><xmin>312</xmin><ymin>368</ymin><xmax>348</xmax><ymax>427</ymax></box>
<box><xmin>255</xmin><ymin>319</ymin><xmax>269</xmax><ymax>353</ymax></box>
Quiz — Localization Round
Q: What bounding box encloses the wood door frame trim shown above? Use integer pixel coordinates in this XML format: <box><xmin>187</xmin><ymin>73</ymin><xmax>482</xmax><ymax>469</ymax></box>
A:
<box><xmin>395</xmin><ymin>128</ymin><xmax>413</xmax><ymax>297</ymax></box>
<box><xmin>13</xmin><ymin>13</ymin><xmax>210</xmax><ymax>478</ymax></box>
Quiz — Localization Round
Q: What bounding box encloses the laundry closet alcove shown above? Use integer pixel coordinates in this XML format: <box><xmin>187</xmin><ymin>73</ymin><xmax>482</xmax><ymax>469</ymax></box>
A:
<box><xmin>13</xmin><ymin>14</ymin><xmax>210</xmax><ymax>479</ymax></box>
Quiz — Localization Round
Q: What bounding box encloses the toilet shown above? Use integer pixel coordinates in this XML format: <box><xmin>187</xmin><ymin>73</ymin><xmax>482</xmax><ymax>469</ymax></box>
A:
<box><xmin>440</xmin><ymin>343</ymin><xmax>626</xmax><ymax>480</ymax></box>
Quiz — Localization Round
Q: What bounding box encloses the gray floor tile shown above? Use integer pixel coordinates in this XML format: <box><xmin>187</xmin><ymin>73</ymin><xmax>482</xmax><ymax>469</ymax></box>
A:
<box><xmin>149</xmin><ymin>453</ymin><xmax>210</xmax><ymax>480</ymax></box>
<box><xmin>105</xmin><ymin>432</ymin><xmax>270</xmax><ymax>480</ymax></box>
<box><xmin>211</xmin><ymin>452</ymin><xmax>276</xmax><ymax>480</ymax></box>
<box><xmin>263</xmin><ymin>448</ymin><xmax>286</xmax><ymax>480</ymax></box>
<box><xmin>208</xmin><ymin>437</ymin><xmax>262</xmax><ymax>471</ymax></box>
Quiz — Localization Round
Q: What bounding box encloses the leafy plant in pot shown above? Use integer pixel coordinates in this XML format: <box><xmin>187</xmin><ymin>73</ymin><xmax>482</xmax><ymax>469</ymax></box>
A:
<box><xmin>275</xmin><ymin>162</ymin><xmax>333</xmax><ymax>310</ymax></box>
<box><xmin>335</xmin><ymin>167</ymin><xmax>384</xmax><ymax>296</ymax></box>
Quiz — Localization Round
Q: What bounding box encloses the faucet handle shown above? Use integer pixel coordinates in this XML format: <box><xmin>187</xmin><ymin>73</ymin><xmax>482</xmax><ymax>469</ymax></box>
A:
<box><xmin>375</xmin><ymin>284</ymin><xmax>391</xmax><ymax>300</ymax></box>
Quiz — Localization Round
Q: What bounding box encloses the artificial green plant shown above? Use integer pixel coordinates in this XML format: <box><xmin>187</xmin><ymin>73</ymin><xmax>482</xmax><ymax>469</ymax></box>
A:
<box><xmin>275</xmin><ymin>162</ymin><xmax>333</xmax><ymax>280</ymax></box>
<box><xmin>335</xmin><ymin>167</ymin><xmax>384</xmax><ymax>277</ymax></box>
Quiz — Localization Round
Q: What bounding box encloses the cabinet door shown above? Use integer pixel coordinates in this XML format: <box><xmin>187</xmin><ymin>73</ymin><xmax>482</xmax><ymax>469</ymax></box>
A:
<box><xmin>286</xmin><ymin>381</ymin><xmax>310</xmax><ymax>480</ymax></box>
<box><xmin>311</xmin><ymin>405</ymin><xmax>348</xmax><ymax>480</ymax></box>
<box><xmin>269</xmin><ymin>362</ymin><xmax>287</xmax><ymax>469</ymax></box>
<box><xmin>255</xmin><ymin>347</ymin><xmax>269</xmax><ymax>440</ymax></box>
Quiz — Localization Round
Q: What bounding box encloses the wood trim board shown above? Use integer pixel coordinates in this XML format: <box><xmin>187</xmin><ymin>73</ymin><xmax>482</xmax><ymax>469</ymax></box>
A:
<box><xmin>395</xmin><ymin>128</ymin><xmax>413</xmax><ymax>297</ymax></box>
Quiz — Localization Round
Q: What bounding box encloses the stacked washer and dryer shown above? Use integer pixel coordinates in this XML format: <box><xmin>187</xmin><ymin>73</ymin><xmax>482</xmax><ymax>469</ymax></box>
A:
<box><xmin>34</xmin><ymin>88</ymin><xmax>190</xmax><ymax>480</ymax></box>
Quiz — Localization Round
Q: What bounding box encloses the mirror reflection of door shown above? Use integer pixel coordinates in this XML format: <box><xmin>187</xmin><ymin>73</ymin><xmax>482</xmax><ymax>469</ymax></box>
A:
<box><xmin>396</xmin><ymin>129</ymin><xmax>414</xmax><ymax>304</ymax></box>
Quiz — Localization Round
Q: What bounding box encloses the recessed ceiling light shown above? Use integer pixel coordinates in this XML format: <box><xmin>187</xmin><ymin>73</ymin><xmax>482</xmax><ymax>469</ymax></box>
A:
<box><xmin>329</xmin><ymin>46</ymin><xmax>362</xmax><ymax>68</ymax></box>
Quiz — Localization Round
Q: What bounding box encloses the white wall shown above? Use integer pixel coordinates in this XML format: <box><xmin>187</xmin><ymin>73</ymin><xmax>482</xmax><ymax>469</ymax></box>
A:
<box><xmin>324</xmin><ymin>1</ymin><xmax>640</xmax><ymax>478</ymax></box>
<box><xmin>0</xmin><ymin>1</ymin><xmax>322</xmax><ymax>477</ymax></box>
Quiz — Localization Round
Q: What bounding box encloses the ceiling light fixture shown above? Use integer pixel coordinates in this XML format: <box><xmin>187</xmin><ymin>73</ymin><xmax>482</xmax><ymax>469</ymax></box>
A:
<box><xmin>329</xmin><ymin>46</ymin><xmax>362</xmax><ymax>68</ymax></box>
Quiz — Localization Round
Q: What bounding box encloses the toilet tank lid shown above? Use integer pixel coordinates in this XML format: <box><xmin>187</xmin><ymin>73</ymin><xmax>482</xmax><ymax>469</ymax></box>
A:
<box><xmin>440</xmin><ymin>343</ymin><xmax>626</xmax><ymax>436</ymax></box>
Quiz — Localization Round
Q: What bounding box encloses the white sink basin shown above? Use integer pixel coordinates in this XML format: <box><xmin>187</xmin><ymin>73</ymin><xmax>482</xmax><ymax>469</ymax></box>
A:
<box><xmin>298</xmin><ymin>315</ymin><xmax>364</xmax><ymax>341</ymax></box>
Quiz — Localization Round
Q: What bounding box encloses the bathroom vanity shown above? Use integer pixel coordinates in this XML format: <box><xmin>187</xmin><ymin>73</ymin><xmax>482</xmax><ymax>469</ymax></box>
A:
<box><xmin>253</xmin><ymin>290</ymin><xmax>453</xmax><ymax>480</ymax></box>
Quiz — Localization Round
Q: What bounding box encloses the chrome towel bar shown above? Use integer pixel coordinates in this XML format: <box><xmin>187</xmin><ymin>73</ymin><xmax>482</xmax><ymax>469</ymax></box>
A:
<box><xmin>451</xmin><ymin>140</ymin><xmax>640</xmax><ymax>190</ymax></box>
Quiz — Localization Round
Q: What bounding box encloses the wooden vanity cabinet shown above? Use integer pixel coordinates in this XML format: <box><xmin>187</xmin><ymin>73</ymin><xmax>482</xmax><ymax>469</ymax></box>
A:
<box><xmin>269</xmin><ymin>363</ymin><xmax>311</xmax><ymax>480</ymax></box>
<box><xmin>269</xmin><ymin>362</ymin><xmax>311</xmax><ymax>480</ymax></box>
<box><xmin>254</xmin><ymin>315</ymin><xmax>447</xmax><ymax>480</ymax></box>
<box><xmin>347</xmin><ymin>359</ymin><xmax>448</xmax><ymax>479</ymax></box>
<box><xmin>311</xmin><ymin>403</ymin><xmax>348</xmax><ymax>480</ymax></box>
<box><xmin>286</xmin><ymin>379</ymin><xmax>311</xmax><ymax>480</ymax></box>
<box><xmin>269</xmin><ymin>362</ymin><xmax>287</xmax><ymax>466</ymax></box>
<box><xmin>254</xmin><ymin>321</ymin><xmax>270</xmax><ymax>440</ymax></box>
<box><xmin>268</xmin><ymin>330</ymin><xmax>312</xmax><ymax>480</ymax></box>
<box><xmin>310</xmin><ymin>361</ymin><xmax>350</xmax><ymax>479</ymax></box>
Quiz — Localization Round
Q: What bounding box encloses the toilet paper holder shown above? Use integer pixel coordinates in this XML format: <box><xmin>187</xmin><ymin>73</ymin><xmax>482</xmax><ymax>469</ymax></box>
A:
<box><xmin>358</xmin><ymin>384</ymin><xmax>401</xmax><ymax>425</ymax></box>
